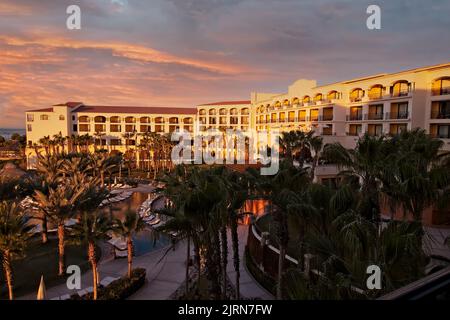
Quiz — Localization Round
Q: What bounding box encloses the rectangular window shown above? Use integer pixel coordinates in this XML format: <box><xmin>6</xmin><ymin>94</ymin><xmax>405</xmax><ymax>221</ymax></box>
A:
<box><xmin>348</xmin><ymin>124</ymin><xmax>362</xmax><ymax>136</ymax></box>
<box><xmin>322</xmin><ymin>125</ymin><xmax>333</xmax><ymax>135</ymax></box>
<box><xmin>110</xmin><ymin>125</ymin><xmax>121</xmax><ymax>132</ymax></box>
<box><xmin>322</xmin><ymin>107</ymin><xmax>333</xmax><ymax>121</ymax></box>
<box><xmin>27</xmin><ymin>114</ymin><xmax>34</xmax><ymax>122</ymax></box>
<box><xmin>349</xmin><ymin>106</ymin><xmax>363</xmax><ymax>120</ymax></box>
<box><xmin>125</xmin><ymin>125</ymin><xmax>136</xmax><ymax>133</ymax></box>
<box><xmin>390</xmin><ymin>103</ymin><xmax>409</xmax><ymax>119</ymax></box>
<box><xmin>368</xmin><ymin>104</ymin><xmax>384</xmax><ymax>120</ymax></box>
<box><xmin>40</xmin><ymin>115</ymin><xmax>49</xmax><ymax>120</ymax></box>
<box><xmin>368</xmin><ymin>124</ymin><xmax>383</xmax><ymax>136</ymax></box>
<box><xmin>27</xmin><ymin>124</ymin><xmax>32</xmax><ymax>132</ymax></box>
<box><xmin>298</xmin><ymin>110</ymin><xmax>306</xmax><ymax>121</ymax></box>
<box><xmin>79</xmin><ymin>124</ymin><xmax>90</xmax><ymax>132</ymax></box>
<box><xmin>390</xmin><ymin>124</ymin><xmax>408</xmax><ymax>135</ymax></box>
<box><xmin>310</xmin><ymin>109</ymin><xmax>319</xmax><ymax>121</ymax></box>
<box><xmin>431</xmin><ymin>101</ymin><xmax>450</xmax><ymax>119</ymax></box>
<box><xmin>110</xmin><ymin>139</ymin><xmax>122</xmax><ymax>146</ymax></box>
<box><xmin>94</xmin><ymin>124</ymin><xmax>106</xmax><ymax>132</ymax></box>
<box><xmin>73</xmin><ymin>124</ymin><xmax>78</xmax><ymax>132</ymax></box>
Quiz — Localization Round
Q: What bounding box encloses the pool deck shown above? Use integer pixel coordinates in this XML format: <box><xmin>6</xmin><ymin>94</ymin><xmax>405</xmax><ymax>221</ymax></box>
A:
<box><xmin>18</xmin><ymin>184</ymin><xmax>273</xmax><ymax>300</ymax></box>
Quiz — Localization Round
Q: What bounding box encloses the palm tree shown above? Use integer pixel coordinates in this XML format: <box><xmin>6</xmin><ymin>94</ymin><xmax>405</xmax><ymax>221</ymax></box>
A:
<box><xmin>112</xmin><ymin>210</ymin><xmax>146</xmax><ymax>278</ymax></box>
<box><xmin>71</xmin><ymin>185</ymin><xmax>110</xmax><ymax>299</ymax></box>
<box><xmin>322</xmin><ymin>134</ymin><xmax>388</xmax><ymax>222</ymax></box>
<box><xmin>307</xmin><ymin>135</ymin><xmax>323</xmax><ymax>180</ymax></box>
<box><xmin>0</xmin><ymin>201</ymin><xmax>33</xmax><ymax>300</ymax></box>
<box><xmin>34</xmin><ymin>182</ymin><xmax>86</xmax><ymax>275</ymax></box>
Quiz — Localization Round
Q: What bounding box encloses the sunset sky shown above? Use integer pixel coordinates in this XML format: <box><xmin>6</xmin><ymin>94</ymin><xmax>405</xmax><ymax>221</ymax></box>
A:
<box><xmin>1</xmin><ymin>0</ymin><xmax>449</xmax><ymax>128</ymax></box>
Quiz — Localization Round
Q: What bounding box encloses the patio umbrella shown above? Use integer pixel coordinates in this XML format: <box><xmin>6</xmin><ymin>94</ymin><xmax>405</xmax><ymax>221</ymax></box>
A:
<box><xmin>37</xmin><ymin>276</ymin><xmax>47</xmax><ymax>300</ymax></box>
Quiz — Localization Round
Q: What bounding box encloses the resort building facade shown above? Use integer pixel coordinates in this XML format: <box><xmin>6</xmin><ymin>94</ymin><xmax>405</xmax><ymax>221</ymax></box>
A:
<box><xmin>25</xmin><ymin>62</ymin><xmax>450</xmax><ymax>164</ymax></box>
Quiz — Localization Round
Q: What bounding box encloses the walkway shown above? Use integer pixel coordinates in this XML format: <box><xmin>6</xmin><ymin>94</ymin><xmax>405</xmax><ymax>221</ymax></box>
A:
<box><xmin>226</xmin><ymin>225</ymin><xmax>274</xmax><ymax>300</ymax></box>
<box><xmin>18</xmin><ymin>226</ymin><xmax>273</xmax><ymax>300</ymax></box>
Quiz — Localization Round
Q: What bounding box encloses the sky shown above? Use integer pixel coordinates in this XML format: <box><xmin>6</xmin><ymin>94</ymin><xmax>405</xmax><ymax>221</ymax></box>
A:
<box><xmin>0</xmin><ymin>0</ymin><xmax>449</xmax><ymax>128</ymax></box>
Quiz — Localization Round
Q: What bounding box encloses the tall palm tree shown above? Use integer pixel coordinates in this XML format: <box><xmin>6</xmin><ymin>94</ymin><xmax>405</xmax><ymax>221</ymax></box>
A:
<box><xmin>0</xmin><ymin>201</ymin><xmax>33</xmax><ymax>300</ymax></box>
<box><xmin>112</xmin><ymin>210</ymin><xmax>146</xmax><ymax>278</ymax></box>
<box><xmin>34</xmin><ymin>182</ymin><xmax>86</xmax><ymax>275</ymax></box>
<box><xmin>71</xmin><ymin>185</ymin><xmax>110</xmax><ymax>299</ymax></box>
<box><xmin>322</xmin><ymin>134</ymin><xmax>388</xmax><ymax>222</ymax></box>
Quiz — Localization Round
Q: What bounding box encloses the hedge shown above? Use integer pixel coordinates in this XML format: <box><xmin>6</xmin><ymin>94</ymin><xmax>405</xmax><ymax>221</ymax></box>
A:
<box><xmin>71</xmin><ymin>268</ymin><xmax>146</xmax><ymax>300</ymax></box>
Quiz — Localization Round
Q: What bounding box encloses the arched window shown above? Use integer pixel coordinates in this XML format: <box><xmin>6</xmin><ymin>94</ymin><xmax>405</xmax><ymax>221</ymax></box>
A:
<box><xmin>391</xmin><ymin>80</ymin><xmax>410</xmax><ymax>97</ymax></box>
<box><xmin>155</xmin><ymin>117</ymin><xmax>164</xmax><ymax>124</ymax></box>
<box><xmin>78</xmin><ymin>116</ymin><xmax>89</xmax><ymax>123</ymax></box>
<box><xmin>94</xmin><ymin>116</ymin><xmax>106</xmax><ymax>123</ymax></box>
<box><xmin>140</xmin><ymin>117</ymin><xmax>150</xmax><ymax>123</ymax></box>
<box><xmin>219</xmin><ymin>108</ymin><xmax>227</xmax><ymax>115</ymax></box>
<box><xmin>199</xmin><ymin>109</ymin><xmax>206</xmax><ymax>115</ymax></box>
<box><xmin>327</xmin><ymin>90</ymin><xmax>339</xmax><ymax>100</ymax></box>
<box><xmin>169</xmin><ymin>117</ymin><xmax>179</xmax><ymax>124</ymax></box>
<box><xmin>110</xmin><ymin>116</ymin><xmax>121</xmax><ymax>123</ymax></box>
<box><xmin>368</xmin><ymin>84</ymin><xmax>384</xmax><ymax>100</ymax></box>
<box><xmin>274</xmin><ymin>101</ymin><xmax>282</xmax><ymax>109</ymax></box>
<box><xmin>241</xmin><ymin>108</ymin><xmax>249</xmax><ymax>115</ymax></box>
<box><xmin>302</xmin><ymin>96</ymin><xmax>311</xmax><ymax>104</ymax></box>
<box><xmin>350</xmin><ymin>88</ymin><xmax>364</xmax><ymax>102</ymax></box>
<box><xmin>314</xmin><ymin>93</ymin><xmax>323</xmax><ymax>102</ymax></box>
<box><xmin>125</xmin><ymin>116</ymin><xmax>136</xmax><ymax>123</ymax></box>
<box><xmin>209</xmin><ymin>109</ymin><xmax>216</xmax><ymax>116</ymax></box>
<box><xmin>283</xmin><ymin>99</ymin><xmax>290</xmax><ymax>106</ymax></box>
<box><xmin>230</xmin><ymin>108</ymin><xmax>238</xmax><ymax>115</ymax></box>
<box><xmin>59</xmin><ymin>115</ymin><xmax>65</xmax><ymax>121</ymax></box>
<box><xmin>292</xmin><ymin>97</ymin><xmax>300</xmax><ymax>105</ymax></box>
<box><xmin>183</xmin><ymin>117</ymin><xmax>193</xmax><ymax>124</ymax></box>
<box><xmin>432</xmin><ymin>77</ymin><xmax>450</xmax><ymax>96</ymax></box>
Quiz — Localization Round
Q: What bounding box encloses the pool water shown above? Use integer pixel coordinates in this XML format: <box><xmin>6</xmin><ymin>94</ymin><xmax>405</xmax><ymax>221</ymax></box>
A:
<box><xmin>103</xmin><ymin>191</ymin><xmax>171</xmax><ymax>256</ymax></box>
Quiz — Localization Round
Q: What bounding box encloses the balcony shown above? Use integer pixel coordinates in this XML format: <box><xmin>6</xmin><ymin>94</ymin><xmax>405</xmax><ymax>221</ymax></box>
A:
<box><xmin>431</xmin><ymin>113</ymin><xmax>450</xmax><ymax>119</ymax></box>
<box><xmin>346</xmin><ymin>114</ymin><xmax>363</xmax><ymax>121</ymax></box>
<box><xmin>319</xmin><ymin>115</ymin><xmax>333</xmax><ymax>121</ymax></box>
<box><xmin>350</xmin><ymin>97</ymin><xmax>363</xmax><ymax>103</ymax></box>
<box><xmin>391</xmin><ymin>91</ymin><xmax>410</xmax><ymax>98</ymax></box>
<box><xmin>386</xmin><ymin>112</ymin><xmax>409</xmax><ymax>120</ymax></box>
<box><xmin>364</xmin><ymin>113</ymin><xmax>384</xmax><ymax>120</ymax></box>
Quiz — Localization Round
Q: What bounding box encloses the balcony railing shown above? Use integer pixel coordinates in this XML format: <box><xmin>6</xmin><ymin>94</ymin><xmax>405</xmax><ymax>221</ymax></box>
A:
<box><xmin>350</xmin><ymin>97</ymin><xmax>363</xmax><ymax>103</ymax></box>
<box><xmin>386</xmin><ymin>112</ymin><xmax>409</xmax><ymax>120</ymax></box>
<box><xmin>391</xmin><ymin>91</ymin><xmax>410</xmax><ymax>98</ymax></box>
<box><xmin>346</xmin><ymin>114</ymin><xmax>363</xmax><ymax>121</ymax></box>
<box><xmin>319</xmin><ymin>115</ymin><xmax>334</xmax><ymax>121</ymax></box>
<box><xmin>430</xmin><ymin>112</ymin><xmax>450</xmax><ymax>119</ymax></box>
<box><xmin>364</xmin><ymin>113</ymin><xmax>384</xmax><ymax>120</ymax></box>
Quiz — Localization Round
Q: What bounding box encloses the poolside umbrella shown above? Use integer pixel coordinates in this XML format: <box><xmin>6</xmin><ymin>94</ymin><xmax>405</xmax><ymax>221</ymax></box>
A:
<box><xmin>37</xmin><ymin>276</ymin><xmax>47</xmax><ymax>300</ymax></box>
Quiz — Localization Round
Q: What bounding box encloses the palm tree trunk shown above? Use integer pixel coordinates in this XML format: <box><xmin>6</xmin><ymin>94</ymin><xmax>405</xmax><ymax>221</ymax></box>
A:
<box><xmin>57</xmin><ymin>223</ymin><xmax>66</xmax><ymax>276</ymax></box>
<box><xmin>277</xmin><ymin>245</ymin><xmax>286</xmax><ymax>300</ymax></box>
<box><xmin>127</xmin><ymin>235</ymin><xmax>133</xmax><ymax>278</ymax></box>
<box><xmin>231</xmin><ymin>217</ymin><xmax>240</xmax><ymax>299</ymax></box>
<box><xmin>220</xmin><ymin>227</ymin><xmax>228</xmax><ymax>299</ymax></box>
<box><xmin>88</xmin><ymin>242</ymin><xmax>98</xmax><ymax>300</ymax></box>
<box><xmin>41</xmin><ymin>214</ymin><xmax>48</xmax><ymax>244</ymax></box>
<box><xmin>3</xmin><ymin>250</ymin><xmax>14</xmax><ymax>300</ymax></box>
<box><xmin>185</xmin><ymin>236</ymin><xmax>190</xmax><ymax>296</ymax></box>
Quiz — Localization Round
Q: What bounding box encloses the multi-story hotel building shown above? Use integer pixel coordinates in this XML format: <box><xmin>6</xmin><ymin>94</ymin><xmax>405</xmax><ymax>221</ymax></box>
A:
<box><xmin>25</xmin><ymin>62</ymin><xmax>450</xmax><ymax>167</ymax></box>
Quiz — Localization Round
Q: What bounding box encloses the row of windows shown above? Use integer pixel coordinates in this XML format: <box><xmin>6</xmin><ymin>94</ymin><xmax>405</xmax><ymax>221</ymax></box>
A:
<box><xmin>75</xmin><ymin>124</ymin><xmax>193</xmax><ymax>133</ymax></box>
<box><xmin>77</xmin><ymin>116</ymin><xmax>194</xmax><ymax>124</ymax></box>
<box><xmin>27</xmin><ymin>114</ymin><xmax>65</xmax><ymax>122</ymax></box>
<box><xmin>257</xmin><ymin>77</ymin><xmax>450</xmax><ymax>113</ymax></box>
<box><xmin>199</xmin><ymin>108</ymin><xmax>249</xmax><ymax>116</ymax></box>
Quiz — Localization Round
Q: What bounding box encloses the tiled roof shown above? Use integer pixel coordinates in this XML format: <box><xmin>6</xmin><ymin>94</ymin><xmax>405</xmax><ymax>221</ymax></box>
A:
<box><xmin>26</xmin><ymin>108</ymin><xmax>54</xmax><ymax>112</ymax></box>
<box><xmin>73</xmin><ymin>105</ymin><xmax>197</xmax><ymax>115</ymax></box>
<box><xmin>198</xmin><ymin>100</ymin><xmax>251</xmax><ymax>106</ymax></box>
<box><xmin>53</xmin><ymin>102</ymin><xmax>84</xmax><ymax>108</ymax></box>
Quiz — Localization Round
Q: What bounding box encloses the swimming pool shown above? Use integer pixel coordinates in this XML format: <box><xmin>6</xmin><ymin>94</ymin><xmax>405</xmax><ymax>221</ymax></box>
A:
<box><xmin>102</xmin><ymin>191</ymin><xmax>171</xmax><ymax>256</ymax></box>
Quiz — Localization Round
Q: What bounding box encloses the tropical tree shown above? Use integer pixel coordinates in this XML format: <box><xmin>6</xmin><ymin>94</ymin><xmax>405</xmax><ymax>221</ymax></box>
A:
<box><xmin>112</xmin><ymin>210</ymin><xmax>146</xmax><ymax>278</ymax></box>
<box><xmin>34</xmin><ymin>181</ymin><xmax>87</xmax><ymax>275</ymax></box>
<box><xmin>322</xmin><ymin>134</ymin><xmax>388</xmax><ymax>222</ymax></box>
<box><xmin>0</xmin><ymin>201</ymin><xmax>33</xmax><ymax>300</ymax></box>
<box><xmin>70</xmin><ymin>184</ymin><xmax>110</xmax><ymax>299</ymax></box>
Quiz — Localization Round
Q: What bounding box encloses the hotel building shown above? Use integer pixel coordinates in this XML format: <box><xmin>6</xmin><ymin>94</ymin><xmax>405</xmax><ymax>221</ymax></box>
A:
<box><xmin>25</xmin><ymin>62</ymin><xmax>450</xmax><ymax>165</ymax></box>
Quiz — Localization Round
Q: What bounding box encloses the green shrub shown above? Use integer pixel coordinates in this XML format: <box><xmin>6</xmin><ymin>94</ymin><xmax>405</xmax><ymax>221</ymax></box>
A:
<box><xmin>71</xmin><ymin>268</ymin><xmax>146</xmax><ymax>300</ymax></box>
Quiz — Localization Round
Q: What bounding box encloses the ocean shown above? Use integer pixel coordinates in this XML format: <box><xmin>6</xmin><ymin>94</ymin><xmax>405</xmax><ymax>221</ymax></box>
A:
<box><xmin>0</xmin><ymin>128</ymin><xmax>26</xmax><ymax>139</ymax></box>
